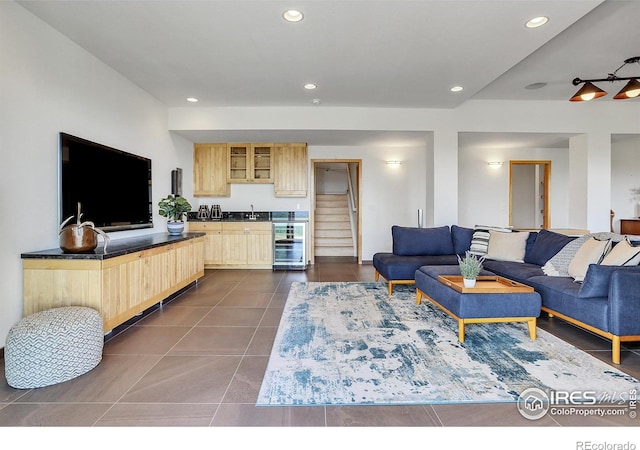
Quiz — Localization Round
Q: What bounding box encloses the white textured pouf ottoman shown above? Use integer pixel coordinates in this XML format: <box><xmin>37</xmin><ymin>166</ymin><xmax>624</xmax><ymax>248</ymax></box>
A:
<box><xmin>5</xmin><ymin>306</ymin><xmax>104</xmax><ymax>389</ymax></box>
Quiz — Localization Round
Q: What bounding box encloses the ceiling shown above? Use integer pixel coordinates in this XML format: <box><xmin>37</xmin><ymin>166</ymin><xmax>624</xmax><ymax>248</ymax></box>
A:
<box><xmin>17</xmin><ymin>0</ymin><xmax>640</xmax><ymax>147</ymax></box>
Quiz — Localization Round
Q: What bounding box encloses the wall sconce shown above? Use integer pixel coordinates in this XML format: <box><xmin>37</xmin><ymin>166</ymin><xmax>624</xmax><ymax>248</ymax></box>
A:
<box><xmin>385</xmin><ymin>160</ymin><xmax>403</xmax><ymax>167</ymax></box>
<box><xmin>487</xmin><ymin>161</ymin><xmax>503</xmax><ymax>168</ymax></box>
<box><xmin>570</xmin><ymin>56</ymin><xmax>640</xmax><ymax>101</ymax></box>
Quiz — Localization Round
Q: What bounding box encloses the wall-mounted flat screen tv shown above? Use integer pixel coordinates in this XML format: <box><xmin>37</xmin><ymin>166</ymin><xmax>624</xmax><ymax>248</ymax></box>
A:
<box><xmin>59</xmin><ymin>132</ymin><xmax>153</xmax><ymax>232</ymax></box>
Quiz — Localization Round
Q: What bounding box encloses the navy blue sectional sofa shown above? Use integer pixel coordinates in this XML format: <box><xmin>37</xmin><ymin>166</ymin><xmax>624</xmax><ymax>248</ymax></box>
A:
<box><xmin>373</xmin><ymin>225</ymin><xmax>640</xmax><ymax>364</ymax></box>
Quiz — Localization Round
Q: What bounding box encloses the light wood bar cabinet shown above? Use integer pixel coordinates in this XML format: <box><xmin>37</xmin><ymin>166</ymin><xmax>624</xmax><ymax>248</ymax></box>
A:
<box><xmin>22</xmin><ymin>233</ymin><xmax>205</xmax><ymax>332</ymax></box>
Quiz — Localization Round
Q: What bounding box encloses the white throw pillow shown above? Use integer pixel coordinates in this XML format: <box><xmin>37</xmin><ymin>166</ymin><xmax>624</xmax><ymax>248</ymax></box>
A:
<box><xmin>568</xmin><ymin>237</ymin><xmax>612</xmax><ymax>282</ymax></box>
<box><xmin>601</xmin><ymin>238</ymin><xmax>640</xmax><ymax>266</ymax></box>
<box><xmin>485</xmin><ymin>230</ymin><xmax>530</xmax><ymax>263</ymax></box>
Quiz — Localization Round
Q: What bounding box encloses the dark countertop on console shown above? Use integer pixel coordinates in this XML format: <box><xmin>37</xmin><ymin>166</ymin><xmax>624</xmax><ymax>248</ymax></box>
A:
<box><xmin>21</xmin><ymin>232</ymin><xmax>205</xmax><ymax>260</ymax></box>
<box><xmin>187</xmin><ymin>210</ymin><xmax>309</xmax><ymax>222</ymax></box>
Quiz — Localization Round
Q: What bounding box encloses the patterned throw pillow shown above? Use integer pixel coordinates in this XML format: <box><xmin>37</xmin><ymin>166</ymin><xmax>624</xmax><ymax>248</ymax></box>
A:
<box><xmin>469</xmin><ymin>225</ymin><xmax>512</xmax><ymax>257</ymax></box>
<box><xmin>601</xmin><ymin>238</ymin><xmax>640</xmax><ymax>266</ymax></box>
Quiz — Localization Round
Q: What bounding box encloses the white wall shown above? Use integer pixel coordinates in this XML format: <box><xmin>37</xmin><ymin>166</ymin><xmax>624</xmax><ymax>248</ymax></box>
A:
<box><xmin>611</xmin><ymin>136</ymin><xmax>640</xmax><ymax>231</ymax></box>
<box><xmin>458</xmin><ymin>147</ymin><xmax>570</xmax><ymax>228</ymax></box>
<box><xmin>316</xmin><ymin>167</ymin><xmax>349</xmax><ymax>194</ymax></box>
<box><xmin>193</xmin><ymin>182</ymin><xmax>307</xmax><ymax>214</ymax></box>
<box><xmin>0</xmin><ymin>2</ymin><xmax>193</xmax><ymax>347</ymax></box>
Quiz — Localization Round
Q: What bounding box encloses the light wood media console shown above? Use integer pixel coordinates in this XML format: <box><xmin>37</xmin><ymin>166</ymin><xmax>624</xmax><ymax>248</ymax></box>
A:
<box><xmin>21</xmin><ymin>233</ymin><xmax>205</xmax><ymax>332</ymax></box>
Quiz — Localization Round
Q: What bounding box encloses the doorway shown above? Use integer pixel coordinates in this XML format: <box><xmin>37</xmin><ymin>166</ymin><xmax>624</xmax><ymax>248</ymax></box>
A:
<box><xmin>509</xmin><ymin>161</ymin><xmax>551</xmax><ymax>229</ymax></box>
<box><xmin>310</xmin><ymin>159</ymin><xmax>362</xmax><ymax>264</ymax></box>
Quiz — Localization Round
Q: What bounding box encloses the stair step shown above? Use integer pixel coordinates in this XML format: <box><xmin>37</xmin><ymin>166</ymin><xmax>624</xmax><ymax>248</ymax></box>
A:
<box><xmin>315</xmin><ymin>229</ymin><xmax>352</xmax><ymax>238</ymax></box>
<box><xmin>316</xmin><ymin>214</ymin><xmax>350</xmax><ymax>222</ymax></box>
<box><xmin>316</xmin><ymin>201</ymin><xmax>348</xmax><ymax>208</ymax></box>
<box><xmin>315</xmin><ymin>246</ymin><xmax>354</xmax><ymax>257</ymax></box>
<box><xmin>315</xmin><ymin>221</ymin><xmax>351</xmax><ymax>230</ymax></box>
<box><xmin>315</xmin><ymin>237</ymin><xmax>353</xmax><ymax>246</ymax></box>
<box><xmin>316</xmin><ymin>194</ymin><xmax>347</xmax><ymax>200</ymax></box>
<box><xmin>316</xmin><ymin>207</ymin><xmax>349</xmax><ymax>215</ymax></box>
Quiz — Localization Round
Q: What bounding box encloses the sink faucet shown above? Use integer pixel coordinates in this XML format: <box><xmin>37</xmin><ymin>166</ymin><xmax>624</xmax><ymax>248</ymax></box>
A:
<box><xmin>249</xmin><ymin>204</ymin><xmax>257</xmax><ymax>220</ymax></box>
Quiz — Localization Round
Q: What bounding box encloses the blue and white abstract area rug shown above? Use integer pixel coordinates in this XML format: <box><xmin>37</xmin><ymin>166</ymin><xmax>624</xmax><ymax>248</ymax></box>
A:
<box><xmin>257</xmin><ymin>282</ymin><xmax>639</xmax><ymax>406</ymax></box>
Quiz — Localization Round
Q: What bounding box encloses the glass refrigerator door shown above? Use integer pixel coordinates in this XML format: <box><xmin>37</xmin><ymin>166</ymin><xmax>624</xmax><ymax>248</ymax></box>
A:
<box><xmin>273</xmin><ymin>223</ymin><xmax>305</xmax><ymax>266</ymax></box>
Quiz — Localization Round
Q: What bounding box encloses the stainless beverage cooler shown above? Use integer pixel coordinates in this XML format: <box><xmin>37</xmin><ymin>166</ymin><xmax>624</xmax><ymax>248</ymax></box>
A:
<box><xmin>272</xmin><ymin>221</ymin><xmax>306</xmax><ymax>270</ymax></box>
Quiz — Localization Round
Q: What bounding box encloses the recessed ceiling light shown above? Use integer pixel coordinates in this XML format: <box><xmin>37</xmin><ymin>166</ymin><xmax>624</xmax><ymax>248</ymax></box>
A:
<box><xmin>186</xmin><ymin>97</ymin><xmax>198</xmax><ymax>102</ymax></box>
<box><xmin>525</xmin><ymin>82</ymin><xmax>547</xmax><ymax>90</ymax></box>
<box><xmin>526</xmin><ymin>16</ymin><xmax>549</xmax><ymax>28</ymax></box>
<box><xmin>304</xmin><ymin>83</ymin><xmax>317</xmax><ymax>90</ymax></box>
<box><xmin>450</xmin><ymin>86</ymin><xmax>464</xmax><ymax>92</ymax></box>
<box><xmin>283</xmin><ymin>10</ymin><xmax>304</xmax><ymax>22</ymax></box>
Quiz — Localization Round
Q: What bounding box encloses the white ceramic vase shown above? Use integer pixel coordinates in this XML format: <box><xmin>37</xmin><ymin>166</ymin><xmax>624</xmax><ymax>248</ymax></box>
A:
<box><xmin>463</xmin><ymin>278</ymin><xmax>476</xmax><ymax>288</ymax></box>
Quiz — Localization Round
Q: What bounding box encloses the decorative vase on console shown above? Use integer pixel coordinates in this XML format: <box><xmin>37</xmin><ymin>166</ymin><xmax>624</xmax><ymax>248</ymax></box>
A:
<box><xmin>59</xmin><ymin>202</ymin><xmax>110</xmax><ymax>253</ymax></box>
<box><xmin>158</xmin><ymin>194</ymin><xmax>192</xmax><ymax>235</ymax></box>
<box><xmin>457</xmin><ymin>251</ymin><xmax>485</xmax><ymax>288</ymax></box>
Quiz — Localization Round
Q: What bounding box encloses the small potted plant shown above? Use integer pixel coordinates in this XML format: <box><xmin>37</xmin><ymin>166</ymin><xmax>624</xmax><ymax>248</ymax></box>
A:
<box><xmin>457</xmin><ymin>251</ymin><xmax>485</xmax><ymax>288</ymax></box>
<box><xmin>158</xmin><ymin>194</ymin><xmax>192</xmax><ymax>235</ymax></box>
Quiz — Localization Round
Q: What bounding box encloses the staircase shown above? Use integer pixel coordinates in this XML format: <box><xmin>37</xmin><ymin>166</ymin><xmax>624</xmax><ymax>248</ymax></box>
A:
<box><xmin>314</xmin><ymin>194</ymin><xmax>354</xmax><ymax>257</ymax></box>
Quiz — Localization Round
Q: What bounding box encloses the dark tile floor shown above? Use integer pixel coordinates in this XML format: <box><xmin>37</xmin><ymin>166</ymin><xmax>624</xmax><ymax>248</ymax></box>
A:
<box><xmin>1</xmin><ymin>258</ymin><xmax>639</xmax><ymax>438</ymax></box>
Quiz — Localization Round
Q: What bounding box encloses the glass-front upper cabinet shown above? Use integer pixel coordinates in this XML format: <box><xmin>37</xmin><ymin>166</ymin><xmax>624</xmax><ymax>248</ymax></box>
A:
<box><xmin>227</xmin><ymin>144</ymin><xmax>248</xmax><ymax>183</ymax></box>
<box><xmin>251</xmin><ymin>144</ymin><xmax>273</xmax><ymax>182</ymax></box>
<box><xmin>227</xmin><ymin>143</ymin><xmax>273</xmax><ymax>183</ymax></box>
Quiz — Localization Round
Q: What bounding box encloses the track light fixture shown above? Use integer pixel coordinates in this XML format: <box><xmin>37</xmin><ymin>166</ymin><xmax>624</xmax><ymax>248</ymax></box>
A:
<box><xmin>570</xmin><ymin>56</ymin><xmax>640</xmax><ymax>102</ymax></box>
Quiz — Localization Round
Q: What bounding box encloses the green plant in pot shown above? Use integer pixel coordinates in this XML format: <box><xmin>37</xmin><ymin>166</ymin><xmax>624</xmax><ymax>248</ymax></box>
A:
<box><xmin>158</xmin><ymin>194</ymin><xmax>192</xmax><ymax>235</ymax></box>
<box><xmin>457</xmin><ymin>251</ymin><xmax>485</xmax><ymax>288</ymax></box>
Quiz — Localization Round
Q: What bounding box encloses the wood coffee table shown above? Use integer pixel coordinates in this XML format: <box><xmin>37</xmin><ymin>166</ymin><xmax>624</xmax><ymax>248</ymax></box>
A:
<box><xmin>414</xmin><ymin>271</ymin><xmax>542</xmax><ymax>343</ymax></box>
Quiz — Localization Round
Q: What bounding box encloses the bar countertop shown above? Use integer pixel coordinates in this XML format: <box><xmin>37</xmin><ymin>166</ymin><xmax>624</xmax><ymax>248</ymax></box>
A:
<box><xmin>21</xmin><ymin>232</ymin><xmax>206</xmax><ymax>261</ymax></box>
<box><xmin>187</xmin><ymin>210</ymin><xmax>309</xmax><ymax>222</ymax></box>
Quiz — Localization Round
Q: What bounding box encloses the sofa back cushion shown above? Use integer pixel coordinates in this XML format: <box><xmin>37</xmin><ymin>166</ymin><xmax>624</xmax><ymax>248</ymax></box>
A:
<box><xmin>524</xmin><ymin>229</ymin><xmax>576</xmax><ymax>266</ymax></box>
<box><xmin>451</xmin><ymin>225</ymin><xmax>474</xmax><ymax>255</ymax></box>
<box><xmin>578</xmin><ymin>264</ymin><xmax>640</xmax><ymax>298</ymax></box>
<box><xmin>392</xmin><ymin>225</ymin><xmax>454</xmax><ymax>256</ymax></box>
<box><xmin>525</xmin><ymin>232</ymin><xmax>538</xmax><ymax>257</ymax></box>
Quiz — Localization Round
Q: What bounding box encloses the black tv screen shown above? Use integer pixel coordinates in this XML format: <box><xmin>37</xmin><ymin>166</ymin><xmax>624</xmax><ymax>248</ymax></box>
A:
<box><xmin>59</xmin><ymin>133</ymin><xmax>153</xmax><ymax>232</ymax></box>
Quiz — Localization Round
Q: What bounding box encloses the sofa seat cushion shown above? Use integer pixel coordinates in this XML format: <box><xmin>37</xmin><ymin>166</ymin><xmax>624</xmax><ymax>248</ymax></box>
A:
<box><xmin>373</xmin><ymin>253</ymin><xmax>458</xmax><ymax>281</ymax></box>
<box><xmin>392</xmin><ymin>225</ymin><xmax>454</xmax><ymax>256</ymax></box>
<box><xmin>482</xmin><ymin>260</ymin><xmax>544</xmax><ymax>284</ymax></box>
<box><xmin>526</xmin><ymin>275</ymin><xmax>609</xmax><ymax>332</ymax></box>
